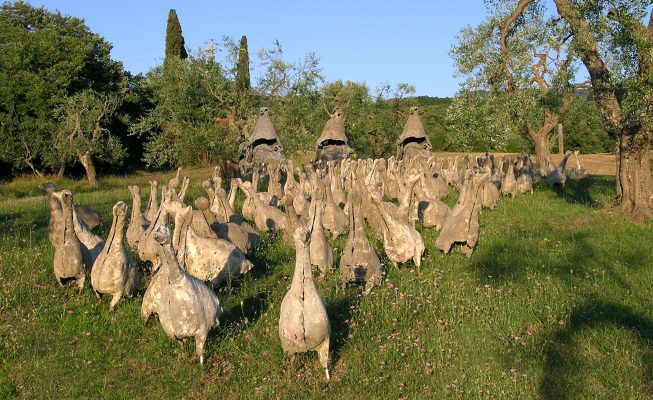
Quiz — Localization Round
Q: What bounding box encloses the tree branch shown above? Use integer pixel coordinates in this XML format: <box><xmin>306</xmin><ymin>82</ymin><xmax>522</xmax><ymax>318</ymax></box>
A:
<box><xmin>92</xmin><ymin>98</ymin><xmax>110</xmax><ymax>142</ymax></box>
<box><xmin>554</xmin><ymin>0</ymin><xmax>622</xmax><ymax>134</ymax></box>
<box><xmin>530</xmin><ymin>51</ymin><xmax>550</xmax><ymax>92</ymax></box>
<box><xmin>498</xmin><ymin>0</ymin><xmax>535</xmax><ymax>91</ymax></box>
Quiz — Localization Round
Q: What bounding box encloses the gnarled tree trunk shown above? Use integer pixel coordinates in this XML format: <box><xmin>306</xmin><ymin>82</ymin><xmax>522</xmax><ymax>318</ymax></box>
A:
<box><xmin>79</xmin><ymin>151</ymin><xmax>98</xmax><ymax>188</ymax></box>
<box><xmin>617</xmin><ymin>131</ymin><xmax>653</xmax><ymax>220</ymax></box>
<box><xmin>554</xmin><ymin>0</ymin><xmax>653</xmax><ymax>220</ymax></box>
<box><xmin>527</xmin><ymin>110</ymin><xmax>560</xmax><ymax>171</ymax></box>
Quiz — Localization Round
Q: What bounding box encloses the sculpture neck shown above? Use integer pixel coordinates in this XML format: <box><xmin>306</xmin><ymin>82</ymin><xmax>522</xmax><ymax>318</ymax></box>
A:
<box><xmin>291</xmin><ymin>240</ymin><xmax>312</xmax><ymax>291</ymax></box>
<box><xmin>160</xmin><ymin>241</ymin><xmax>184</xmax><ymax>284</ymax></box>
<box><xmin>131</xmin><ymin>191</ymin><xmax>143</xmax><ymax>219</ymax></box>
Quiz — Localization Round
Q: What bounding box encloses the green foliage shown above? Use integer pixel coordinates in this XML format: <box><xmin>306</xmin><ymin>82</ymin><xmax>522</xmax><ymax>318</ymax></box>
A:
<box><xmin>446</xmin><ymin>91</ymin><xmax>530</xmax><ymax>152</ymax></box>
<box><xmin>53</xmin><ymin>89</ymin><xmax>126</xmax><ymax>166</ymax></box>
<box><xmin>0</xmin><ymin>1</ymin><xmax>127</xmax><ymax>176</ymax></box>
<box><xmin>254</xmin><ymin>40</ymin><xmax>324</xmax><ymax>157</ymax></box>
<box><xmin>164</xmin><ymin>9</ymin><xmax>187</xmax><ymax>60</ymax></box>
<box><xmin>235</xmin><ymin>35</ymin><xmax>250</xmax><ymax>97</ymax></box>
<box><xmin>559</xmin><ymin>95</ymin><xmax>612</xmax><ymax>153</ymax></box>
<box><xmin>132</xmin><ymin>53</ymin><xmax>238</xmax><ymax>167</ymax></box>
<box><xmin>449</xmin><ymin>0</ymin><xmax>581</xmax><ymax>155</ymax></box>
<box><xmin>2</xmin><ymin>169</ymin><xmax>653</xmax><ymax>398</ymax></box>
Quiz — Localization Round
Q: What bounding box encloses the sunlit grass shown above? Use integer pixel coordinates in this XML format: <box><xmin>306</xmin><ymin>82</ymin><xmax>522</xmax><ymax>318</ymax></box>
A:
<box><xmin>1</xmin><ymin>170</ymin><xmax>652</xmax><ymax>398</ymax></box>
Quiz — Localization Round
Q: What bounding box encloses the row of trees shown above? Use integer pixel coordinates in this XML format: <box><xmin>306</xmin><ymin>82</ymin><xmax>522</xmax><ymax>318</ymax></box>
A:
<box><xmin>449</xmin><ymin>0</ymin><xmax>653</xmax><ymax>219</ymax></box>
<box><xmin>3</xmin><ymin>2</ymin><xmax>645</xmax><ymax>218</ymax></box>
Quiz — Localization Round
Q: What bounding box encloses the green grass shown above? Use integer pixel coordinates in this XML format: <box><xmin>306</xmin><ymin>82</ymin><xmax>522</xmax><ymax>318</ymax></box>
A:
<box><xmin>1</xmin><ymin>170</ymin><xmax>652</xmax><ymax>399</ymax></box>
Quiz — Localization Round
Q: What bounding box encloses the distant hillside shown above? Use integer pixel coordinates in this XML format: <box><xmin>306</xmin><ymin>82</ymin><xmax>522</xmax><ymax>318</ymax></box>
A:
<box><xmin>413</xmin><ymin>96</ymin><xmax>453</xmax><ymax>107</ymax></box>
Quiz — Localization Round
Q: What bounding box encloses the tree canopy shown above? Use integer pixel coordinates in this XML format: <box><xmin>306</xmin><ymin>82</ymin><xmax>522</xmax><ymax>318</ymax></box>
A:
<box><xmin>0</xmin><ymin>0</ymin><xmax>128</xmax><ymax>180</ymax></box>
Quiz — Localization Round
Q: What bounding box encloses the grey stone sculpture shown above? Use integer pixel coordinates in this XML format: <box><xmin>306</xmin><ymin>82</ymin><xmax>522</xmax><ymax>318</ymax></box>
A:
<box><xmin>547</xmin><ymin>151</ymin><xmax>573</xmax><ymax>187</ymax></box>
<box><xmin>153</xmin><ymin>225</ymin><xmax>223</xmax><ymax>365</ymax></box>
<box><xmin>278</xmin><ymin>225</ymin><xmax>331</xmax><ymax>379</ymax></box>
<box><xmin>307</xmin><ymin>186</ymin><xmax>334</xmax><ymax>274</ymax></box>
<box><xmin>243</xmin><ymin>107</ymin><xmax>285</xmax><ymax>165</ymax></box>
<box><xmin>40</xmin><ymin>182</ymin><xmax>102</xmax><ymax>230</ymax></box>
<box><xmin>501</xmin><ymin>159</ymin><xmax>517</xmax><ymax>197</ymax></box>
<box><xmin>51</xmin><ymin>190</ymin><xmax>86</xmax><ymax>290</ymax></box>
<box><xmin>173</xmin><ymin>206</ymin><xmax>253</xmax><ymax>287</ymax></box>
<box><xmin>370</xmin><ymin>190</ymin><xmax>425</xmax><ymax>271</ymax></box>
<box><xmin>90</xmin><ymin>201</ymin><xmax>139</xmax><ymax>310</ymax></box>
<box><xmin>314</xmin><ymin>108</ymin><xmax>353</xmax><ymax>165</ymax></box>
<box><xmin>126</xmin><ymin>185</ymin><xmax>150</xmax><ymax>251</ymax></box>
<box><xmin>435</xmin><ymin>169</ymin><xmax>488</xmax><ymax>257</ymax></box>
<box><xmin>144</xmin><ymin>180</ymin><xmax>159</xmax><ymax>223</ymax></box>
<box><xmin>339</xmin><ymin>187</ymin><xmax>383</xmax><ymax>294</ymax></box>
<box><xmin>396</xmin><ymin>107</ymin><xmax>432</xmax><ymax>161</ymax></box>
<box><xmin>569</xmin><ymin>150</ymin><xmax>588</xmax><ymax>180</ymax></box>
<box><xmin>238</xmin><ymin>179</ymin><xmax>287</xmax><ymax>232</ymax></box>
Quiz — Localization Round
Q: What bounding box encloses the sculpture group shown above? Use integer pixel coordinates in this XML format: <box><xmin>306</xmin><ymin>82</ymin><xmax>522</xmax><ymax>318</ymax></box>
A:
<box><xmin>44</xmin><ymin>106</ymin><xmax>587</xmax><ymax>377</ymax></box>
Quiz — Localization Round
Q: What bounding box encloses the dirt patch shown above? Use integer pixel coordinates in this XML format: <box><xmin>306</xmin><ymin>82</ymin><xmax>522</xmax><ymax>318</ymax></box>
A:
<box><xmin>431</xmin><ymin>152</ymin><xmax>617</xmax><ymax>176</ymax></box>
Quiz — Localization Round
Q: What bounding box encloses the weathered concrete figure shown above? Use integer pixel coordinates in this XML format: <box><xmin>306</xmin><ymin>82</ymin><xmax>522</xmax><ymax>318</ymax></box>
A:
<box><xmin>51</xmin><ymin>190</ymin><xmax>86</xmax><ymax>290</ymax></box>
<box><xmin>569</xmin><ymin>150</ymin><xmax>588</xmax><ymax>180</ymax></box>
<box><xmin>173</xmin><ymin>206</ymin><xmax>253</xmax><ymax>287</ymax></box>
<box><xmin>307</xmin><ymin>186</ymin><xmax>334</xmax><ymax>273</ymax></box>
<box><xmin>154</xmin><ymin>225</ymin><xmax>223</xmax><ymax>365</ymax></box>
<box><xmin>370</xmin><ymin>189</ymin><xmax>425</xmax><ymax>271</ymax></box>
<box><xmin>72</xmin><ymin>205</ymin><xmax>105</xmax><ymax>271</ymax></box>
<box><xmin>242</xmin><ymin>107</ymin><xmax>285</xmax><ymax>165</ymax></box>
<box><xmin>91</xmin><ymin>201</ymin><xmax>139</xmax><ymax>310</ymax></box>
<box><xmin>435</xmin><ymin>169</ymin><xmax>488</xmax><ymax>257</ymax></box>
<box><xmin>126</xmin><ymin>185</ymin><xmax>150</xmax><ymax>251</ymax></box>
<box><xmin>339</xmin><ymin>187</ymin><xmax>383</xmax><ymax>294</ymax></box>
<box><xmin>167</xmin><ymin>167</ymin><xmax>183</xmax><ymax>190</ymax></box>
<box><xmin>238</xmin><ymin>179</ymin><xmax>287</xmax><ymax>232</ymax></box>
<box><xmin>144</xmin><ymin>180</ymin><xmax>159</xmax><ymax>222</ymax></box>
<box><xmin>278</xmin><ymin>225</ymin><xmax>331</xmax><ymax>379</ymax></box>
<box><xmin>40</xmin><ymin>182</ymin><xmax>102</xmax><ymax>230</ymax></box>
<box><xmin>314</xmin><ymin>108</ymin><xmax>352</xmax><ymax>165</ymax></box>
<box><xmin>547</xmin><ymin>151</ymin><xmax>573</xmax><ymax>187</ymax></box>
<box><xmin>396</xmin><ymin>107</ymin><xmax>432</xmax><ymax>161</ymax></box>
<box><xmin>138</xmin><ymin>188</ymin><xmax>171</xmax><ymax>271</ymax></box>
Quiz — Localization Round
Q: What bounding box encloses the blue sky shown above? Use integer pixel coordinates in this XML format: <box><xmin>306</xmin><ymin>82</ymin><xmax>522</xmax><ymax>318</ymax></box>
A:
<box><xmin>27</xmin><ymin>1</ymin><xmax>489</xmax><ymax>97</ymax></box>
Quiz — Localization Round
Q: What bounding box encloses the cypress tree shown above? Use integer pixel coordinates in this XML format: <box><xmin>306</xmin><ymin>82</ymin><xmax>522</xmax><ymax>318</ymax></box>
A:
<box><xmin>165</xmin><ymin>9</ymin><xmax>187</xmax><ymax>60</ymax></box>
<box><xmin>235</xmin><ymin>35</ymin><xmax>251</xmax><ymax>96</ymax></box>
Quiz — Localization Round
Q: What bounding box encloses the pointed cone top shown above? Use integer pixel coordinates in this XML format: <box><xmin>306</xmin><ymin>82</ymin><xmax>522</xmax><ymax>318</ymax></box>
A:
<box><xmin>248</xmin><ymin>107</ymin><xmax>279</xmax><ymax>143</ymax></box>
<box><xmin>397</xmin><ymin>107</ymin><xmax>427</xmax><ymax>144</ymax></box>
<box><xmin>316</xmin><ymin>108</ymin><xmax>348</xmax><ymax>148</ymax></box>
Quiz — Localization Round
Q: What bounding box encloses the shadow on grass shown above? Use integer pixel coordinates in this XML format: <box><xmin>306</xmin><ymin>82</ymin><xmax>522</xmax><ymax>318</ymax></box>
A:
<box><xmin>550</xmin><ymin>175</ymin><xmax>615</xmax><ymax>209</ymax></box>
<box><xmin>540</xmin><ymin>299</ymin><xmax>653</xmax><ymax>399</ymax></box>
<box><xmin>327</xmin><ymin>290</ymin><xmax>361</xmax><ymax>367</ymax></box>
<box><xmin>217</xmin><ymin>291</ymin><xmax>270</xmax><ymax>337</ymax></box>
<box><xmin>470</xmin><ymin>223</ymin><xmax>649</xmax><ymax>290</ymax></box>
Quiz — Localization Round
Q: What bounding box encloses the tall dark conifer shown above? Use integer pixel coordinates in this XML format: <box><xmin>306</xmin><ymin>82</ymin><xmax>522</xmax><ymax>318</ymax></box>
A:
<box><xmin>235</xmin><ymin>35</ymin><xmax>251</xmax><ymax>96</ymax></box>
<box><xmin>165</xmin><ymin>9</ymin><xmax>187</xmax><ymax>60</ymax></box>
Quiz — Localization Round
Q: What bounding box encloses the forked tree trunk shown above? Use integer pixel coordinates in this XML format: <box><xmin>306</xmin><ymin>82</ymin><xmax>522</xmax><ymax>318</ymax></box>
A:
<box><xmin>79</xmin><ymin>151</ymin><xmax>98</xmax><ymax>188</ymax></box>
<box><xmin>24</xmin><ymin>158</ymin><xmax>43</xmax><ymax>178</ymax></box>
<box><xmin>616</xmin><ymin>131</ymin><xmax>653</xmax><ymax>221</ymax></box>
<box><xmin>527</xmin><ymin>110</ymin><xmax>560</xmax><ymax>171</ymax></box>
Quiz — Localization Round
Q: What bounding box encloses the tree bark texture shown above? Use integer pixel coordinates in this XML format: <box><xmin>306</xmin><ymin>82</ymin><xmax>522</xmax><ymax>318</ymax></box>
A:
<box><xmin>79</xmin><ymin>151</ymin><xmax>98</xmax><ymax>188</ymax></box>
<box><xmin>554</xmin><ymin>0</ymin><xmax>653</xmax><ymax>220</ymax></box>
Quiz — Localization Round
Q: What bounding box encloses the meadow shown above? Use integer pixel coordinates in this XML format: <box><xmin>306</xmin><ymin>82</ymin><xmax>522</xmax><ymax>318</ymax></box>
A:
<box><xmin>1</xmin><ymin>168</ymin><xmax>652</xmax><ymax>399</ymax></box>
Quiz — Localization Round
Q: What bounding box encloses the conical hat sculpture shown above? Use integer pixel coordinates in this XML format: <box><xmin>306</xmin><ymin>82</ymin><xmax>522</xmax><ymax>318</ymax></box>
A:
<box><xmin>243</xmin><ymin>107</ymin><xmax>285</xmax><ymax>165</ymax></box>
<box><xmin>396</xmin><ymin>107</ymin><xmax>432</xmax><ymax>161</ymax></box>
<box><xmin>314</xmin><ymin>108</ymin><xmax>352</xmax><ymax>164</ymax></box>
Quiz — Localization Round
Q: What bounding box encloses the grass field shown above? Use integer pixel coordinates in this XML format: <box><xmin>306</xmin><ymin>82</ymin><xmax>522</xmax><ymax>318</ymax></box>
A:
<box><xmin>1</xmin><ymin>169</ymin><xmax>652</xmax><ymax>399</ymax></box>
